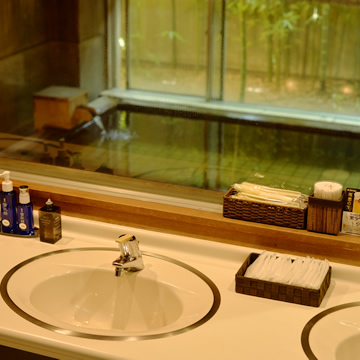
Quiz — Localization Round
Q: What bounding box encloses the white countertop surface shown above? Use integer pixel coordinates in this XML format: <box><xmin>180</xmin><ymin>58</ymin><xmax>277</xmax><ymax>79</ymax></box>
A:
<box><xmin>0</xmin><ymin>214</ymin><xmax>360</xmax><ymax>360</ymax></box>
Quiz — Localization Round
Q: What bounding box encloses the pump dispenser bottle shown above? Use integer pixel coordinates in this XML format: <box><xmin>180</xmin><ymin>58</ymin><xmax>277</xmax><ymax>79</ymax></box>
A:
<box><xmin>17</xmin><ymin>185</ymin><xmax>35</xmax><ymax>236</ymax></box>
<box><xmin>39</xmin><ymin>199</ymin><xmax>62</xmax><ymax>243</ymax></box>
<box><xmin>0</xmin><ymin>171</ymin><xmax>17</xmax><ymax>234</ymax></box>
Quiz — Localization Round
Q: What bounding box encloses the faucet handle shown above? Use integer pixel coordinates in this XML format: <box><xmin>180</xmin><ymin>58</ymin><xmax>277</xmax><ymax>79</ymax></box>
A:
<box><xmin>115</xmin><ymin>234</ymin><xmax>142</xmax><ymax>260</ymax></box>
<box><xmin>115</xmin><ymin>234</ymin><xmax>136</xmax><ymax>244</ymax></box>
<box><xmin>113</xmin><ymin>234</ymin><xmax>144</xmax><ymax>275</ymax></box>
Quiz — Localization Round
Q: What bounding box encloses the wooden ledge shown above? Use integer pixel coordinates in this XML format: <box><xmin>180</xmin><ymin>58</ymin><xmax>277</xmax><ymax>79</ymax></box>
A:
<box><xmin>13</xmin><ymin>180</ymin><xmax>360</xmax><ymax>267</ymax></box>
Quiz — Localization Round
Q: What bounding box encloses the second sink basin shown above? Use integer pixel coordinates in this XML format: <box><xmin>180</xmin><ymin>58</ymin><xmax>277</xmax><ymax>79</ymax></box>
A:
<box><xmin>1</xmin><ymin>247</ymin><xmax>220</xmax><ymax>340</ymax></box>
<box><xmin>302</xmin><ymin>301</ymin><xmax>360</xmax><ymax>359</ymax></box>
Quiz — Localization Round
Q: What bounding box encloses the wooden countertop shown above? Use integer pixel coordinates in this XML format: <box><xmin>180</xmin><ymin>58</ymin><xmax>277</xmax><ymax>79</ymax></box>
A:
<box><xmin>12</xmin><ymin>179</ymin><xmax>360</xmax><ymax>267</ymax></box>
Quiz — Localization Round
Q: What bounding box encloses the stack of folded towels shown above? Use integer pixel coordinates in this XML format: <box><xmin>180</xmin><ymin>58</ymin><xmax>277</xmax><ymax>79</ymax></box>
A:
<box><xmin>244</xmin><ymin>251</ymin><xmax>329</xmax><ymax>289</ymax></box>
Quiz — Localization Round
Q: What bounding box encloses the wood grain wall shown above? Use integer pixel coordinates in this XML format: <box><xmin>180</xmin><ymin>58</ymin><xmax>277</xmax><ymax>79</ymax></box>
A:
<box><xmin>0</xmin><ymin>0</ymin><xmax>106</xmax><ymax>134</ymax></box>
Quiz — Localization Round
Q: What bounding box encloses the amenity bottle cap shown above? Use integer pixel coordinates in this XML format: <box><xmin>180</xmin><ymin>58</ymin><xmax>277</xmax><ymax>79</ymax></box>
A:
<box><xmin>45</xmin><ymin>198</ymin><xmax>54</xmax><ymax>211</ymax></box>
<box><xmin>19</xmin><ymin>185</ymin><xmax>30</xmax><ymax>204</ymax></box>
<box><xmin>0</xmin><ymin>171</ymin><xmax>13</xmax><ymax>192</ymax></box>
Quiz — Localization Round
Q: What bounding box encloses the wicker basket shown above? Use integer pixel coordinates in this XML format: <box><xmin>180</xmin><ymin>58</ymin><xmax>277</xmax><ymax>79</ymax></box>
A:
<box><xmin>235</xmin><ymin>253</ymin><xmax>332</xmax><ymax>307</ymax></box>
<box><xmin>223</xmin><ymin>187</ymin><xmax>307</xmax><ymax>229</ymax></box>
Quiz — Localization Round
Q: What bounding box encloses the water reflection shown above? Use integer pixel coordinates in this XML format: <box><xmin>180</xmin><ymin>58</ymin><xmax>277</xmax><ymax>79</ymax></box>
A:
<box><xmin>2</xmin><ymin>108</ymin><xmax>359</xmax><ymax>193</ymax></box>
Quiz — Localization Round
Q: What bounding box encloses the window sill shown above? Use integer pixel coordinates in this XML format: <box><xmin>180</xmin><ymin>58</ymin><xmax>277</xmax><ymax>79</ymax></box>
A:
<box><xmin>102</xmin><ymin>89</ymin><xmax>360</xmax><ymax>134</ymax></box>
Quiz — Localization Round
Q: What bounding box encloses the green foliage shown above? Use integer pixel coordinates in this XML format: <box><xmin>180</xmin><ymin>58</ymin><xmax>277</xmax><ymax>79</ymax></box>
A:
<box><xmin>261</xmin><ymin>5</ymin><xmax>299</xmax><ymax>39</ymax></box>
<box><xmin>227</xmin><ymin>0</ymin><xmax>265</xmax><ymax>15</ymax></box>
<box><xmin>160</xmin><ymin>30</ymin><xmax>186</xmax><ymax>43</ymax></box>
<box><xmin>146</xmin><ymin>52</ymin><xmax>161</xmax><ymax>65</ymax></box>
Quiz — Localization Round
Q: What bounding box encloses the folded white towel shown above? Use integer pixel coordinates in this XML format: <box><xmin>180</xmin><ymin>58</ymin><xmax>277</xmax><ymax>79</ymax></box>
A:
<box><xmin>244</xmin><ymin>251</ymin><xmax>329</xmax><ymax>289</ymax></box>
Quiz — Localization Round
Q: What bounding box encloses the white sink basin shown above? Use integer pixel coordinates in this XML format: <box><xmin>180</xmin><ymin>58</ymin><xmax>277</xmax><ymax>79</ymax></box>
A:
<box><xmin>1</xmin><ymin>248</ymin><xmax>220</xmax><ymax>340</ymax></box>
<box><xmin>302</xmin><ymin>302</ymin><xmax>360</xmax><ymax>359</ymax></box>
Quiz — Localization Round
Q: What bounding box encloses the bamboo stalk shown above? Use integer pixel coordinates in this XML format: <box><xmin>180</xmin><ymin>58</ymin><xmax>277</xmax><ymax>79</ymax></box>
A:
<box><xmin>267</xmin><ymin>0</ymin><xmax>274</xmax><ymax>83</ymax></box>
<box><xmin>335</xmin><ymin>8</ymin><xmax>348</xmax><ymax>78</ymax></box>
<box><xmin>301</xmin><ymin>7</ymin><xmax>311</xmax><ymax>78</ymax></box>
<box><xmin>240</xmin><ymin>4</ymin><xmax>247</xmax><ymax>102</ymax></box>
<box><xmin>319</xmin><ymin>3</ymin><xmax>330</xmax><ymax>92</ymax></box>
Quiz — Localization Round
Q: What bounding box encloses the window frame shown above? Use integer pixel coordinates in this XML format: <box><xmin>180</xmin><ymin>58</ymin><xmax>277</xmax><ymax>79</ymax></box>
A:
<box><xmin>108</xmin><ymin>0</ymin><xmax>360</xmax><ymax>134</ymax></box>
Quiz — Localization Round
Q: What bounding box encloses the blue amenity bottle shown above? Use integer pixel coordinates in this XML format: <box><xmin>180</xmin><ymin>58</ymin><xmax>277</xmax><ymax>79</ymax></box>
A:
<box><xmin>17</xmin><ymin>185</ymin><xmax>35</xmax><ymax>236</ymax></box>
<box><xmin>0</xmin><ymin>171</ymin><xmax>17</xmax><ymax>234</ymax></box>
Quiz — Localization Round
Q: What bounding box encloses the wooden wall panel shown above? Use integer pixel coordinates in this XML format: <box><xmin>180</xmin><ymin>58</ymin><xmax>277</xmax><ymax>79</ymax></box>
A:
<box><xmin>0</xmin><ymin>0</ymin><xmax>107</xmax><ymax>132</ymax></box>
<box><xmin>44</xmin><ymin>0</ymin><xmax>79</xmax><ymax>42</ymax></box>
<box><xmin>0</xmin><ymin>0</ymin><xmax>48</xmax><ymax>59</ymax></box>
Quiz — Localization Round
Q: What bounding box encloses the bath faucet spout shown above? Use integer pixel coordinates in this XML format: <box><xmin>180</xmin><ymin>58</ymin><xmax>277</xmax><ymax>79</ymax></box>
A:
<box><xmin>112</xmin><ymin>234</ymin><xmax>144</xmax><ymax>277</ymax></box>
<box><xmin>114</xmin><ymin>267</ymin><xmax>123</xmax><ymax>277</ymax></box>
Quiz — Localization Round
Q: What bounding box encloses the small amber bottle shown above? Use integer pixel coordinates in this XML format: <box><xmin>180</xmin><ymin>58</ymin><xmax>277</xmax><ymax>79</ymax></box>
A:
<box><xmin>39</xmin><ymin>199</ymin><xmax>62</xmax><ymax>243</ymax></box>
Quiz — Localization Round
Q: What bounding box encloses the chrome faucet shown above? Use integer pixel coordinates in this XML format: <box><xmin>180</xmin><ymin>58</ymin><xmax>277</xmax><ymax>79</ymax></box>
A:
<box><xmin>112</xmin><ymin>234</ymin><xmax>144</xmax><ymax>277</ymax></box>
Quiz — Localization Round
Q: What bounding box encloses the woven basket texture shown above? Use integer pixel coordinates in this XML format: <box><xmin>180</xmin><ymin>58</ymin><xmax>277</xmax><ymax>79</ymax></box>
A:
<box><xmin>223</xmin><ymin>188</ymin><xmax>307</xmax><ymax>229</ymax></box>
<box><xmin>235</xmin><ymin>253</ymin><xmax>331</xmax><ymax>307</ymax></box>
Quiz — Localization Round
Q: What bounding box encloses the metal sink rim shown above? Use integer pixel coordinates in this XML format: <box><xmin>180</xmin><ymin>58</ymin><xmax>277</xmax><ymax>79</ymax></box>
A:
<box><xmin>0</xmin><ymin>247</ymin><xmax>221</xmax><ymax>341</ymax></box>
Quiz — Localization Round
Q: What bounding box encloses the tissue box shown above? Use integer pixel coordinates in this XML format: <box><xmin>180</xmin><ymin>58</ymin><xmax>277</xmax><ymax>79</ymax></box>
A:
<box><xmin>235</xmin><ymin>253</ymin><xmax>331</xmax><ymax>307</ymax></box>
<box><xmin>223</xmin><ymin>187</ymin><xmax>307</xmax><ymax>229</ymax></box>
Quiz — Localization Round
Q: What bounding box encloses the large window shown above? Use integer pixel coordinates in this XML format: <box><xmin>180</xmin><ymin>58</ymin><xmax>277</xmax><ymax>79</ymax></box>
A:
<box><xmin>1</xmin><ymin>0</ymin><xmax>360</xmax><ymax>201</ymax></box>
<box><xmin>120</xmin><ymin>0</ymin><xmax>360</xmax><ymax>122</ymax></box>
